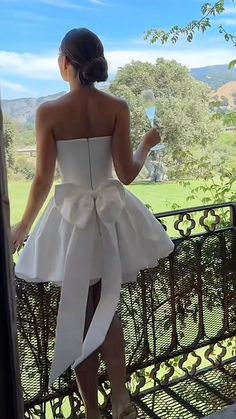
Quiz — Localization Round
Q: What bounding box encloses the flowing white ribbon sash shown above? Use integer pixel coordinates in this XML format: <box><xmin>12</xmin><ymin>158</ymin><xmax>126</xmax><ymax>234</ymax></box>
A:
<box><xmin>49</xmin><ymin>179</ymin><xmax>125</xmax><ymax>385</ymax></box>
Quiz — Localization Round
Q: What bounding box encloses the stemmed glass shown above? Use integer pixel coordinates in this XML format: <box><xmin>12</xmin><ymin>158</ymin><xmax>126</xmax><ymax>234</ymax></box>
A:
<box><xmin>141</xmin><ymin>89</ymin><xmax>156</xmax><ymax>127</ymax></box>
<box><xmin>141</xmin><ymin>89</ymin><xmax>166</xmax><ymax>152</ymax></box>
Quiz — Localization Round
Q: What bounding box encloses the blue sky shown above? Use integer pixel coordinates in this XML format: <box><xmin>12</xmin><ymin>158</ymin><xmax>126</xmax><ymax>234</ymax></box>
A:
<box><xmin>1</xmin><ymin>0</ymin><xmax>236</xmax><ymax>99</ymax></box>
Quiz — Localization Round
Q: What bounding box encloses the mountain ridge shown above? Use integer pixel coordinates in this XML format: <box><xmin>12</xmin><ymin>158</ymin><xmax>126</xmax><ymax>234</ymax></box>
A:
<box><xmin>191</xmin><ymin>64</ymin><xmax>236</xmax><ymax>90</ymax></box>
<box><xmin>2</xmin><ymin>91</ymin><xmax>66</xmax><ymax>124</ymax></box>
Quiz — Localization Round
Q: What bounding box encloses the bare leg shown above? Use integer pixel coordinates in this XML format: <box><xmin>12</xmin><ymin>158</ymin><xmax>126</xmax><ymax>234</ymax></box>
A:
<box><xmin>74</xmin><ymin>281</ymin><xmax>102</xmax><ymax>419</ymax></box>
<box><xmin>101</xmin><ymin>313</ymin><xmax>131</xmax><ymax>418</ymax></box>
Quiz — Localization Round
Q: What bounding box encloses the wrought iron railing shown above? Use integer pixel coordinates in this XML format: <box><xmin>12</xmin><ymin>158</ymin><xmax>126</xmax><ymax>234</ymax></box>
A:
<box><xmin>16</xmin><ymin>202</ymin><xmax>236</xmax><ymax>418</ymax></box>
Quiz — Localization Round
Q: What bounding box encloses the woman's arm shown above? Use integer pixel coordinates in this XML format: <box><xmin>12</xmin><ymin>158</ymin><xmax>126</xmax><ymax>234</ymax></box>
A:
<box><xmin>111</xmin><ymin>100</ymin><xmax>161</xmax><ymax>185</ymax></box>
<box><xmin>11</xmin><ymin>103</ymin><xmax>56</xmax><ymax>252</ymax></box>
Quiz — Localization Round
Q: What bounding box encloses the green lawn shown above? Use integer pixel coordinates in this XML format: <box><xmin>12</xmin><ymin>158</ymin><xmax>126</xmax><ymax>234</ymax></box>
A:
<box><xmin>126</xmin><ymin>180</ymin><xmax>207</xmax><ymax>212</ymax></box>
<box><xmin>9</xmin><ymin>179</ymin><xmax>211</xmax><ymax>225</ymax></box>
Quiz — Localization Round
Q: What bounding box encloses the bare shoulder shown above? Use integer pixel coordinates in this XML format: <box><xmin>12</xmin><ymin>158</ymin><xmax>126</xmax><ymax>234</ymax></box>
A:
<box><xmin>39</xmin><ymin>92</ymin><xmax>70</xmax><ymax>108</ymax></box>
<box><xmin>108</xmin><ymin>94</ymin><xmax>129</xmax><ymax>118</ymax></box>
<box><xmin>96</xmin><ymin>89</ymin><xmax>129</xmax><ymax>111</ymax></box>
<box><xmin>36</xmin><ymin>101</ymin><xmax>51</xmax><ymax>122</ymax></box>
<box><xmin>110</xmin><ymin>95</ymin><xmax>129</xmax><ymax>116</ymax></box>
<box><xmin>115</xmin><ymin>97</ymin><xmax>129</xmax><ymax>113</ymax></box>
<box><xmin>36</xmin><ymin>99</ymin><xmax>57</xmax><ymax>114</ymax></box>
<box><xmin>36</xmin><ymin>94</ymin><xmax>69</xmax><ymax>124</ymax></box>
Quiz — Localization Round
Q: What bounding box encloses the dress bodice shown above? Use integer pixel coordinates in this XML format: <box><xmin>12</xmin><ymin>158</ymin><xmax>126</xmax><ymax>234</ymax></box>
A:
<box><xmin>56</xmin><ymin>136</ymin><xmax>113</xmax><ymax>189</ymax></box>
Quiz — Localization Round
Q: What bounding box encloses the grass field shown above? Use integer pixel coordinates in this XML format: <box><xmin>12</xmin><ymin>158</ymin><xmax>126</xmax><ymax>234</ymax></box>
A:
<box><xmin>8</xmin><ymin>179</ymin><xmax>213</xmax><ymax>225</ymax></box>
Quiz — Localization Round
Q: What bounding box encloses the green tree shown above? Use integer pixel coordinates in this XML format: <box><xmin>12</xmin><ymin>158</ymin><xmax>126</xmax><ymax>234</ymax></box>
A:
<box><xmin>109</xmin><ymin>59</ymin><xmax>221</xmax><ymax>178</ymax></box>
<box><xmin>220</xmin><ymin>95</ymin><xmax>229</xmax><ymax>107</ymax></box>
<box><xmin>109</xmin><ymin>82</ymin><xmax>150</xmax><ymax>149</ymax></box>
<box><xmin>142</xmin><ymin>2</ymin><xmax>236</xmax><ymax>205</ymax></box>
<box><xmin>3</xmin><ymin>118</ymin><xmax>17</xmax><ymax>169</ymax></box>
<box><xmin>223</xmin><ymin>111</ymin><xmax>236</xmax><ymax>125</ymax></box>
<box><xmin>232</xmin><ymin>92</ymin><xmax>236</xmax><ymax>106</ymax></box>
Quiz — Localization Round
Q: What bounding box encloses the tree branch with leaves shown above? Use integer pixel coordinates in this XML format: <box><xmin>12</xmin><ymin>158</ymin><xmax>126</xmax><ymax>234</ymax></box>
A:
<box><xmin>145</xmin><ymin>1</ymin><xmax>236</xmax><ymax>67</ymax></box>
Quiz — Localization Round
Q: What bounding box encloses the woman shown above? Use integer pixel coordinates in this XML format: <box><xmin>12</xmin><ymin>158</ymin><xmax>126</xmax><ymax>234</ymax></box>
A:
<box><xmin>11</xmin><ymin>28</ymin><xmax>174</xmax><ymax>419</ymax></box>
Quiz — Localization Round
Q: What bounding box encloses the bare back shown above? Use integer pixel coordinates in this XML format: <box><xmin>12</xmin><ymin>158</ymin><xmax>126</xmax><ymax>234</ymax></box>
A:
<box><xmin>50</xmin><ymin>88</ymin><xmax>119</xmax><ymax>141</ymax></box>
<box><xmin>35</xmin><ymin>87</ymin><xmax>149</xmax><ymax>185</ymax></box>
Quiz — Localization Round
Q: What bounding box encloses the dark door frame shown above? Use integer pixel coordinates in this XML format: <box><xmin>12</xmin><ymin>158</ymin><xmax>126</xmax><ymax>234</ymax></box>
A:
<box><xmin>0</xmin><ymin>103</ymin><xmax>24</xmax><ymax>418</ymax></box>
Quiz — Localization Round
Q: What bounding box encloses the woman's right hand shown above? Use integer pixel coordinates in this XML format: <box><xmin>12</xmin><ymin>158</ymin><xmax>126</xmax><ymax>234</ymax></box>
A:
<box><xmin>11</xmin><ymin>222</ymin><xmax>29</xmax><ymax>254</ymax></box>
<box><xmin>143</xmin><ymin>128</ymin><xmax>161</xmax><ymax>150</ymax></box>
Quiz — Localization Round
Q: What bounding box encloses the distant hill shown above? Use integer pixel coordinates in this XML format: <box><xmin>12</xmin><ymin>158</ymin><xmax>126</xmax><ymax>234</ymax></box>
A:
<box><xmin>210</xmin><ymin>81</ymin><xmax>236</xmax><ymax>108</ymax></box>
<box><xmin>2</xmin><ymin>81</ymin><xmax>110</xmax><ymax>124</ymax></box>
<box><xmin>191</xmin><ymin>64</ymin><xmax>236</xmax><ymax>90</ymax></box>
<box><xmin>2</xmin><ymin>91</ymin><xmax>65</xmax><ymax>125</ymax></box>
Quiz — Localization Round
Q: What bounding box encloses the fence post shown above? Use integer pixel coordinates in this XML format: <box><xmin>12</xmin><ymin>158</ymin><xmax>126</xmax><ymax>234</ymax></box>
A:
<box><xmin>230</xmin><ymin>202</ymin><xmax>236</xmax><ymax>228</ymax></box>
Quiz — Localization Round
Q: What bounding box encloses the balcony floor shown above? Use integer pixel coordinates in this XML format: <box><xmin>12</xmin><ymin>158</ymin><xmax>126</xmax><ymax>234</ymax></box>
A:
<box><xmin>101</xmin><ymin>360</ymin><xmax>236</xmax><ymax>418</ymax></box>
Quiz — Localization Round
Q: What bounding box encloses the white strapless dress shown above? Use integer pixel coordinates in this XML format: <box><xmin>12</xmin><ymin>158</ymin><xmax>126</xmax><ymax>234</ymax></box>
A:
<box><xmin>15</xmin><ymin>136</ymin><xmax>174</xmax><ymax>385</ymax></box>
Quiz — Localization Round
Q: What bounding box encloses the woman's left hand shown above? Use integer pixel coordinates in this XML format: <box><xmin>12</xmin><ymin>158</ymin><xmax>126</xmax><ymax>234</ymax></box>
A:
<box><xmin>11</xmin><ymin>222</ymin><xmax>29</xmax><ymax>254</ymax></box>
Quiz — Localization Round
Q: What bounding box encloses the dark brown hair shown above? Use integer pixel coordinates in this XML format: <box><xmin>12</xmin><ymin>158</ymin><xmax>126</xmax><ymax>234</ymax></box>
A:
<box><xmin>60</xmin><ymin>28</ymin><xmax>108</xmax><ymax>85</ymax></box>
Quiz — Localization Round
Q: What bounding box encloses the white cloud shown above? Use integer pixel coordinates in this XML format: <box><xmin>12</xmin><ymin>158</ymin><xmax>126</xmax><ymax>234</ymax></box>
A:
<box><xmin>39</xmin><ymin>0</ymin><xmax>105</xmax><ymax>8</ymax></box>
<box><xmin>89</xmin><ymin>0</ymin><xmax>106</xmax><ymax>4</ymax></box>
<box><xmin>39</xmin><ymin>0</ymin><xmax>89</xmax><ymax>9</ymax></box>
<box><xmin>223</xmin><ymin>6</ymin><xmax>236</xmax><ymax>15</ymax></box>
<box><xmin>220</xmin><ymin>17</ymin><xmax>236</xmax><ymax>25</ymax></box>
<box><xmin>1</xmin><ymin>80</ymin><xmax>26</xmax><ymax>92</ymax></box>
<box><xmin>0</xmin><ymin>79</ymin><xmax>37</xmax><ymax>98</ymax></box>
<box><xmin>106</xmin><ymin>48</ymin><xmax>236</xmax><ymax>73</ymax></box>
<box><xmin>0</xmin><ymin>47</ymin><xmax>235</xmax><ymax>84</ymax></box>
<box><xmin>0</xmin><ymin>51</ymin><xmax>59</xmax><ymax>80</ymax></box>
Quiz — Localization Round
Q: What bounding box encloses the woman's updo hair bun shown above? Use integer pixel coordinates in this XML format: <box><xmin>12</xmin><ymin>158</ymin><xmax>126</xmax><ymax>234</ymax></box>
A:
<box><xmin>60</xmin><ymin>28</ymin><xmax>108</xmax><ymax>85</ymax></box>
<box><xmin>82</xmin><ymin>57</ymin><xmax>108</xmax><ymax>84</ymax></box>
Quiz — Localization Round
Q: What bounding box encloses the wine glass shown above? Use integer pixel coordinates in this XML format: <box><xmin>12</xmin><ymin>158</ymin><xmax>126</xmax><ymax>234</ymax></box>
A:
<box><xmin>141</xmin><ymin>89</ymin><xmax>156</xmax><ymax>127</ymax></box>
<box><xmin>141</xmin><ymin>89</ymin><xmax>166</xmax><ymax>152</ymax></box>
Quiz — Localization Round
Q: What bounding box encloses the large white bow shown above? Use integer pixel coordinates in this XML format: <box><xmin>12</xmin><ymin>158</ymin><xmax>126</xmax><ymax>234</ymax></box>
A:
<box><xmin>54</xmin><ymin>178</ymin><xmax>126</xmax><ymax>228</ymax></box>
<box><xmin>49</xmin><ymin>178</ymin><xmax>126</xmax><ymax>385</ymax></box>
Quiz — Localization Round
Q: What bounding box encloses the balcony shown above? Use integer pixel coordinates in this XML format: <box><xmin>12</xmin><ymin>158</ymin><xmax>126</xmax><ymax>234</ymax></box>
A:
<box><xmin>16</xmin><ymin>202</ymin><xmax>236</xmax><ymax>418</ymax></box>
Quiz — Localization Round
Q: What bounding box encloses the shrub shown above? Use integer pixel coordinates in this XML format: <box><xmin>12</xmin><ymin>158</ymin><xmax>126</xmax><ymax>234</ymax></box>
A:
<box><xmin>13</xmin><ymin>157</ymin><xmax>36</xmax><ymax>180</ymax></box>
